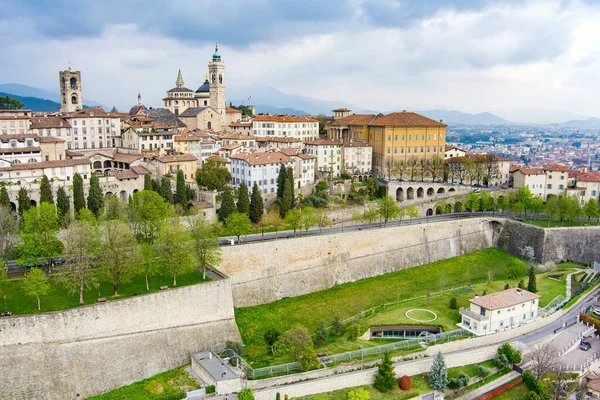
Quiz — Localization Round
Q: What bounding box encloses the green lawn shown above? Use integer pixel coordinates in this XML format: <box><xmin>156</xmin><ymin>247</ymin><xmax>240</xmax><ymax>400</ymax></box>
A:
<box><xmin>4</xmin><ymin>270</ymin><xmax>210</xmax><ymax>315</ymax></box>
<box><xmin>237</xmin><ymin>249</ymin><xmax>568</xmax><ymax>366</ymax></box>
<box><xmin>86</xmin><ymin>365</ymin><xmax>199</xmax><ymax>400</ymax></box>
<box><xmin>493</xmin><ymin>383</ymin><xmax>529</xmax><ymax>399</ymax></box>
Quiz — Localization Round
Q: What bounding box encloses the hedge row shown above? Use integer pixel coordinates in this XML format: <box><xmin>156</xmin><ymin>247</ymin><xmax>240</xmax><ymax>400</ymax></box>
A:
<box><xmin>580</xmin><ymin>313</ymin><xmax>600</xmax><ymax>332</ymax></box>
<box><xmin>477</xmin><ymin>377</ymin><xmax>523</xmax><ymax>400</ymax></box>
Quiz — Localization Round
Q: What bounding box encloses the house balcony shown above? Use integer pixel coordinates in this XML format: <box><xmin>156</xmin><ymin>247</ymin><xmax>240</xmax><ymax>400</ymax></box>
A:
<box><xmin>459</xmin><ymin>307</ymin><xmax>488</xmax><ymax>322</ymax></box>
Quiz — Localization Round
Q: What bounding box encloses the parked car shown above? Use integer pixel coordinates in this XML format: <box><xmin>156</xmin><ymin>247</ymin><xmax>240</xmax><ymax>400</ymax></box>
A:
<box><xmin>580</xmin><ymin>341</ymin><xmax>592</xmax><ymax>351</ymax></box>
<box><xmin>593</xmin><ymin>308</ymin><xmax>600</xmax><ymax>317</ymax></box>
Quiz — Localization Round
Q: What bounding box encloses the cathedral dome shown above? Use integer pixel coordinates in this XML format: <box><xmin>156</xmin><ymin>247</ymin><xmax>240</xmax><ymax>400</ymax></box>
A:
<box><xmin>129</xmin><ymin>92</ymin><xmax>148</xmax><ymax>116</ymax></box>
<box><xmin>212</xmin><ymin>44</ymin><xmax>221</xmax><ymax>60</ymax></box>
<box><xmin>195</xmin><ymin>79</ymin><xmax>210</xmax><ymax>93</ymax></box>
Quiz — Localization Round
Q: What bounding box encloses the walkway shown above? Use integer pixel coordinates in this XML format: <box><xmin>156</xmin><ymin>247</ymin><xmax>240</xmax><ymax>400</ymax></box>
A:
<box><xmin>456</xmin><ymin>371</ymin><xmax>520</xmax><ymax>400</ymax></box>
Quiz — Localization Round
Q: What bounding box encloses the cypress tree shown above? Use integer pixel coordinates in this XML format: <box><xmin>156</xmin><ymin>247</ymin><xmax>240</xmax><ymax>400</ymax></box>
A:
<box><xmin>527</xmin><ymin>266</ymin><xmax>537</xmax><ymax>293</ymax></box>
<box><xmin>17</xmin><ymin>186</ymin><xmax>31</xmax><ymax>218</ymax></box>
<box><xmin>87</xmin><ymin>173</ymin><xmax>104</xmax><ymax>217</ymax></box>
<box><xmin>249</xmin><ymin>183</ymin><xmax>264</xmax><ymax>223</ymax></box>
<box><xmin>374</xmin><ymin>352</ymin><xmax>396</xmax><ymax>392</ymax></box>
<box><xmin>175</xmin><ymin>169</ymin><xmax>188</xmax><ymax>210</ymax></box>
<box><xmin>280</xmin><ymin>177</ymin><xmax>292</xmax><ymax>218</ymax></box>
<box><xmin>73</xmin><ymin>172</ymin><xmax>85</xmax><ymax>213</ymax></box>
<box><xmin>39</xmin><ymin>175</ymin><xmax>54</xmax><ymax>204</ymax></box>
<box><xmin>159</xmin><ymin>176</ymin><xmax>174</xmax><ymax>204</ymax></box>
<box><xmin>237</xmin><ymin>182</ymin><xmax>250</xmax><ymax>215</ymax></box>
<box><xmin>286</xmin><ymin>167</ymin><xmax>295</xmax><ymax>209</ymax></box>
<box><xmin>220</xmin><ymin>187</ymin><xmax>235</xmax><ymax>221</ymax></box>
<box><xmin>429</xmin><ymin>352</ymin><xmax>449</xmax><ymax>391</ymax></box>
<box><xmin>0</xmin><ymin>186</ymin><xmax>9</xmax><ymax>208</ymax></box>
<box><xmin>144</xmin><ymin>173</ymin><xmax>153</xmax><ymax>191</ymax></box>
<box><xmin>56</xmin><ymin>186</ymin><xmax>70</xmax><ymax>221</ymax></box>
<box><xmin>276</xmin><ymin>164</ymin><xmax>287</xmax><ymax>200</ymax></box>
<box><xmin>151</xmin><ymin>178</ymin><xmax>160</xmax><ymax>193</ymax></box>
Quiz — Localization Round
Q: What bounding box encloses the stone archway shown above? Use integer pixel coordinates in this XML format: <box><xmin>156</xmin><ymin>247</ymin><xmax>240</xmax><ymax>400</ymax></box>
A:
<box><xmin>449</xmin><ymin>188</ymin><xmax>456</xmax><ymax>192</ymax></box>
<box><xmin>30</xmin><ymin>199</ymin><xmax>37</xmax><ymax>207</ymax></box>
<box><xmin>437</xmin><ymin>187</ymin><xmax>445</xmax><ymax>195</ymax></box>
<box><xmin>9</xmin><ymin>202</ymin><xmax>16</xmax><ymax>213</ymax></box>
<box><xmin>93</xmin><ymin>161</ymin><xmax>102</xmax><ymax>169</ymax></box>
<box><xmin>396</xmin><ymin>187</ymin><xmax>404</xmax><ymax>202</ymax></box>
<box><xmin>426</xmin><ymin>208</ymin><xmax>433</xmax><ymax>216</ymax></box>
<box><xmin>417</xmin><ymin>187</ymin><xmax>424</xmax><ymax>198</ymax></box>
<box><xmin>435</xmin><ymin>207</ymin><xmax>443</xmax><ymax>215</ymax></box>
<box><xmin>119</xmin><ymin>190</ymin><xmax>128</xmax><ymax>202</ymax></box>
<box><xmin>105</xmin><ymin>192</ymin><xmax>113</xmax><ymax>198</ymax></box>
<box><xmin>407</xmin><ymin>187</ymin><xmax>415</xmax><ymax>200</ymax></box>
<box><xmin>427</xmin><ymin>188</ymin><xmax>435</xmax><ymax>197</ymax></box>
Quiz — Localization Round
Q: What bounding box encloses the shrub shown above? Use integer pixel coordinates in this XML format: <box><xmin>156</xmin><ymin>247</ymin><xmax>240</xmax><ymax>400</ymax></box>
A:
<box><xmin>518</xmin><ymin>279</ymin><xmax>525</xmax><ymax>289</ymax></box>
<box><xmin>498</xmin><ymin>343</ymin><xmax>522</xmax><ymax>364</ymax></box>
<box><xmin>523</xmin><ymin>370</ymin><xmax>547</xmax><ymax>398</ymax></box>
<box><xmin>449</xmin><ymin>372</ymin><xmax>470</xmax><ymax>390</ymax></box>
<box><xmin>226</xmin><ymin>341</ymin><xmax>244</xmax><ymax>356</ymax></box>
<box><xmin>238</xmin><ymin>388</ymin><xmax>255</xmax><ymax>400</ymax></box>
<box><xmin>521</xmin><ymin>392</ymin><xmax>541</xmax><ymax>400</ymax></box>
<box><xmin>449</xmin><ymin>297</ymin><xmax>458</xmax><ymax>309</ymax></box>
<box><xmin>347</xmin><ymin>388</ymin><xmax>370</xmax><ymax>400</ymax></box>
<box><xmin>508</xmin><ymin>264</ymin><xmax>526</xmax><ymax>279</ymax></box>
<box><xmin>205</xmin><ymin>385</ymin><xmax>215</xmax><ymax>394</ymax></box>
<box><xmin>478</xmin><ymin>377</ymin><xmax>523</xmax><ymax>400</ymax></box>
<box><xmin>494</xmin><ymin>353</ymin><xmax>511</xmax><ymax>370</ymax></box>
<box><xmin>276</xmin><ymin>393</ymin><xmax>280</xmax><ymax>400</ymax></box>
<box><xmin>340</xmin><ymin>172</ymin><xmax>352</xmax><ymax>180</ymax></box>
<box><xmin>580</xmin><ymin>313</ymin><xmax>600</xmax><ymax>332</ymax></box>
<box><xmin>315</xmin><ymin>180</ymin><xmax>327</xmax><ymax>192</ymax></box>
<box><xmin>477</xmin><ymin>365</ymin><xmax>491</xmax><ymax>378</ymax></box>
<box><xmin>398</xmin><ymin>375</ymin><xmax>413</xmax><ymax>390</ymax></box>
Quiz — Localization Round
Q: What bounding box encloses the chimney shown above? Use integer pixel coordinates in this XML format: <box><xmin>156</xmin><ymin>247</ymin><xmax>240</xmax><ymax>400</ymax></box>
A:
<box><xmin>475</xmin><ymin>295</ymin><xmax>480</xmax><ymax>299</ymax></box>
<box><xmin>440</xmin><ymin>119</ymin><xmax>443</xmax><ymax>123</ymax></box>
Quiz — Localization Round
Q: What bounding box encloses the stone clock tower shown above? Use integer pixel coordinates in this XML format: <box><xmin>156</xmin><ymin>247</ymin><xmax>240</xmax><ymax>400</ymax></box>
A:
<box><xmin>208</xmin><ymin>44</ymin><xmax>226</xmax><ymax>120</ymax></box>
<box><xmin>59</xmin><ymin>68</ymin><xmax>82</xmax><ymax>113</ymax></box>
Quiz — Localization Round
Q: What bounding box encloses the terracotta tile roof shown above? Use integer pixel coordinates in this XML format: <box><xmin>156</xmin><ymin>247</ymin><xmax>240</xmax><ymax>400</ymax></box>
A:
<box><xmin>131</xmin><ymin>165</ymin><xmax>150</xmax><ymax>175</ymax></box>
<box><xmin>62</xmin><ymin>107</ymin><xmax>110</xmax><ymax>118</ymax></box>
<box><xmin>445</xmin><ymin>145</ymin><xmax>464</xmax><ymax>152</ymax></box>
<box><xmin>572</xmin><ymin>171</ymin><xmax>600</xmax><ymax>183</ymax></box>
<box><xmin>587</xmin><ymin>378</ymin><xmax>600</xmax><ymax>393</ymax></box>
<box><xmin>330</xmin><ymin>114</ymin><xmax>376</xmax><ymax>127</ymax></box>
<box><xmin>254</xmin><ymin>136</ymin><xmax>302</xmax><ymax>143</ymax></box>
<box><xmin>277</xmin><ymin>148</ymin><xmax>299</xmax><ymax>156</ymax></box>
<box><xmin>305</xmin><ymin>139</ymin><xmax>343</xmax><ymax>146</ymax></box>
<box><xmin>112</xmin><ymin>153</ymin><xmax>142</xmax><ymax>163</ymax></box>
<box><xmin>230</xmin><ymin>152</ymin><xmax>293</xmax><ymax>165</ymax></box>
<box><xmin>221</xmin><ymin>143</ymin><xmax>243</xmax><ymax>151</ymax></box>
<box><xmin>544</xmin><ymin>164</ymin><xmax>570</xmax><ymax>172</ymax></box>
<box><xmin>0</xmin><ymin>147</ymin><xmax>41</xmax><ymax>154</ymax></box>
<box><xmin>297</xmin><ymin>153</ymin><xmax>317</xmax><ymax>160</ymax></box>
<box><xmin>469</xmin><ymin>288</ymin><xmax>540</xmax><ymax>311</ymax></box>
<box><xmin>38</xmin><ymin>136</ymin><xmax>66</xmax><ymax>143</ymax></box>
<box><xmin>174</xmin><ymin>132</ymin><xmax>207</xmax><ymax>142</ymax></box>
<box><xmin>156</xmin><ymin>153</ymin><xmax>197</xmax><ymax>163</ymax></box>
<box><xmin>0</xmin><ymin>158</ymin><xmax>90</xmax><ymax>172</ymax></box>
<box><xmin>369</xmin><ymin>112</ymin><xmax>447</xmax><ymax>127</ymax></box>
<box><xmin>226</xmin><ymin>107</ymin><xmax>241</xmax><ymax>114</ymax></box>
<box><xmin>229</xmin><ymin>122</ymin><xmax>252</xmax><ymax>127</ymax></box>
<box><xmin>343</xmin><ymin>141</ymin><xmax>371</xmax><ymax>148</ymax></box>
<box><xmin>205</xmin><ymin>155</ymin><xmax>229</xmax><ymax>164</ymax></box>
<box><xmin>332</xmin><ymin>107</ymin><xmax>351</xmax><ymax>112</ymax></box>
<box><xmin>511</xmin><ymin>166</ymin><xmax>545</xmax><ymax>175</ymax></box>
<box><xmin>0</xmin><ymin>134</ymin><xmax>39</xmax><ymax>143</ymax></box>
<box><xmin>253</xmin><ymin>115</ymin><xmax>319</xmax><ymax>123</ymax></box>
<box><xmin>30</xmin><ymin>117</ymin><xmax>71</xmax><ymax>129</ymax></box>
<box><xmin>107</xmin><ymin>169</ymin><xmax>139</xmax><ymax>180</ymax></box>
<box><xmin>219</xmin><ymin>133</ymin><xmax>256</xmax><ymax>140</ymax></box>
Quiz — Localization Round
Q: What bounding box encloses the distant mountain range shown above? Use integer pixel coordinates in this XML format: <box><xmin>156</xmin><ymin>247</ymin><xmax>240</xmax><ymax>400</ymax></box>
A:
<box><xmin>416</xmin><ymin>110</ymin><xmax>510</xmax><ymax>125</ymax></box>
<box><xmin>0</xmin><ymin>92</ymin><xmax>61</xmax><ymax>112</ymax></box>
<box><xmin>550</xmin><ymin>118</ymin><xmax>600</xmax><ymax>129</ymax></box>
<box><xmin>0</xmin><ymin>83</ymin><xmax>103</xmax><ymax>109</ymax></box>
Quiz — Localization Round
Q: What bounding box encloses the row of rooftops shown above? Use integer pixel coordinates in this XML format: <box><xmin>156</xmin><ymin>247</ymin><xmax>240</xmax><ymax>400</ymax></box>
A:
<box><xmin>329</xmin><ymin>111</ymin><xmax>448</xmax><ymax>128</ymax></box>
<box><xmin>509</xmin><ymin>163</ymin><xmax>600</xmax><ymax>182</ymax></box>
<box><xmin>229</xmin><ymin>148</ymin><xmax>316</xmax><ymax>166</ymax></box>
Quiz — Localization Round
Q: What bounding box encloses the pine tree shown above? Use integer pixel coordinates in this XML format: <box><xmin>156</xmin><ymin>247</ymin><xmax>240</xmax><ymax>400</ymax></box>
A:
<box><xmin>527</xmin><ymin>265</ymin><xmax>537</xmax><ymax>293</ymax></box>
<box><xmin>17</xmin><ymin>186</ymin><xmax>31</xmax><ymax>218</ymax></box>
<box><xmin>331</xmin><ymin>313</ymin><xmax>343</xmax><ymax>335</ymax></box>
<box><xmin>237</xmin><ymin>182</ymin><xmax>250</xmax><ymax>215</ymax></box>
<box><xmin>151</xmin><ymin>179</ymin><xmax>160</xmax><ymax>193</ymax></box>
<box><xmin>249</xmin><ymin>183</ymin><xmax>264</xmax><ymax>223</ymax></box>
<box><xmin>220</xmin><ymin>187</ymin><xmax>235</xmax><ymax>221</ymax></box>
<box><xmin>144</xmin><ymin>173</ymin><xmax>153</xmax><ymax>191</ymax></box>
<box><xmin>56</xmin><ymin>186</ymin><xmax>70</xmax><ymax>222</ymax></box>
<box><xmin>159</xmin><ymin>176</ymin><xmax>174</xmax><ymax>204</ymax></box>
<box><xmin>286</xmin><ymin>166</ymin><xmax>295</xmax><ymax>209</ymax></box>
<box><xmin>39</xmin><ymin>175</ymin><xmax>54</xmax><ymax>204</ymax></box>
<box><xmin>87</xmin><ymin>174</ymin><xmax>104</xmax><ymax>217</ymax></box>
<box><xmin>314</xmin><ymin>320</ymin><xmax>328</xmax><ymax>345</ymax></box>
<box><xmin>374</xmin><ymin>352</ymin><xmax>396</xmax><ymax>392</ymax></box>
<box><xmin>0</xmin><ymin>186</ymin><xmax>9</xmax><ymax>208</ymax></box>
<box><xmin>175</xmin><ymin>169</ymin><xmax>188</xmax><ymax>210</ymax></box>
<box><xmin>276</xmin><ymin>164</ymin><xmax>287</xmax><ymax>200</ymax></box>
<box><xmin>73</xmin><ymin>173</ymin><xmax>85</xmax><ymax>213</ymax></box>
<box><xmin>429</xmin><ymin>352</ymin><xmax>449</xmax><ymax>391</ymax></box>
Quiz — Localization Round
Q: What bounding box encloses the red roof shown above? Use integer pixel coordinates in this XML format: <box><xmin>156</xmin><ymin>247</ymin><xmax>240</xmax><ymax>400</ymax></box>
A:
<box><xmin>156</xmin><ymin>154</ymin><xmax>197</xmax><ymax>163</ymax></box>
<box><xmin>230</xmin><ymin>152</ymin><xmax>293</xmax><ymax>165</ymax></box>
<box><xmin>369</xmin><ymin>112</ymin><xmax>447</xmax><ymax>127</ymax></box>
<box><xmin>544</xmin><ymin>164</ymin><xmax>570</xmax><ymax>172</ymax></box>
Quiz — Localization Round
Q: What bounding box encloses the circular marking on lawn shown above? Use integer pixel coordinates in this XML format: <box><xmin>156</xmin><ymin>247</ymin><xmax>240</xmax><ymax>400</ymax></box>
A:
<box><xmin>405</xmin><ymin>309</ymin><xmax>438</xmax><ymax>322</ymax></box>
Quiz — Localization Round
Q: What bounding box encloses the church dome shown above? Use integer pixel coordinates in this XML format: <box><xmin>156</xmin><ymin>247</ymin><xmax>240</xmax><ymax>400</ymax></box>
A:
<box><xmin>196</xmin><ymin>79</ymin><xmax>210</xmax><ymax>93</ymax></box>
<box><xmin>212</xmin><ymin>44</ymin><xmax>221</xmax><ymax>60</ymax></box>
<box><xmin>129</xmin><ymin>103</ymin><xmax>147</xmax><ymax>117</ymax></box>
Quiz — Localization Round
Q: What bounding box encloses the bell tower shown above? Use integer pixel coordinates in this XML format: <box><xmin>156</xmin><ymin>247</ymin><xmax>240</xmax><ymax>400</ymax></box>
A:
<box><xmin>208</xmin><ymin>44</ymin><xmax>226</xmax><ymax>122</ymax></box>
<box><xmin>59</xmin><ymin>68</ymin><xmax>82</xmax><ymax>113</ymax></box>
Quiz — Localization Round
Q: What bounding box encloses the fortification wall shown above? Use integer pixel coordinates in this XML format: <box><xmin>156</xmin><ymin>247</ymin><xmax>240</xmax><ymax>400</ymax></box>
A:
<box><xmin>221</xmin><ymin>218</ymin><xmax>500</xmax><ymax>307</ymax></box>
<box><xmin>0</xmin><ymin>280</ymin><xmax>240</xmax><ymax>400</ymax></box>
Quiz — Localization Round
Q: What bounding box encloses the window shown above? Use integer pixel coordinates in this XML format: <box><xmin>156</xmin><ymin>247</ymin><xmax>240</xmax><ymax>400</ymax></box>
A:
<box><xmin>408</xmin><ymin>134</ymin><xmax>411</xmax><ymax>140</ymax></box>
<box><xmin>549</xmin><ymin>174</ymin><xmax>553</xmax><ymax>179</ymax></box>
<box><xmin>387</xmin><ymin>148</ymin><xmax>391</xmax><ymax>154</ymax></box>
<box><xmin>547</xmin><ymin>184</ymin><xmax>552</xmax><ymax>189</ymax></box>
<box><xmin>559</xmin><ymin>184</ymin><xmax>564</xmax><ymax>190</ymax></box>
<box><xmin>394</xmin><ymin>135</ymin><xmax>398</xmax><ymax>140</ymax></box>
<box><xmin>479</xmin><ymin>307</ymin><xmax>485</xmax><ymax>316</ymax></box>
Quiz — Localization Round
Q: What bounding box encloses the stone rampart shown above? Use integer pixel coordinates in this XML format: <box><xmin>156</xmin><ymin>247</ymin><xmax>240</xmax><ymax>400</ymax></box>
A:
<box><xmin>221</xmin><ymin>218</ymin><xmax>500</xmax><ymax>307</ymax></box>
<box><xmin>0</xmin><ymin>280</ymin><xmax>240</xmax><ymax>400</ymax></box>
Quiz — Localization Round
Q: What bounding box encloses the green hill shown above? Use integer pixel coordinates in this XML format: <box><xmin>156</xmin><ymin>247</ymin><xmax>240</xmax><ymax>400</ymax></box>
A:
<box><xmin>0</xmin><ymin>92</ymin><xmax>61</xmax><ymax>112</ymax></box>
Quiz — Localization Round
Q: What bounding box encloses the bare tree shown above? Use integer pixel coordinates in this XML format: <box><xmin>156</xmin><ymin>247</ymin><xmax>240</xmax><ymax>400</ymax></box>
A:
<box><xmin>407</xmin><ymin>157</ymin><xmax>419</xmax><ymax>181</ymax></box>
<box><xmin>428</xmin><ymin>156</ymin><xmax>446</xmax><ymax>183</ymax></box>
<box><xmin>484</xmin><ymin>154</ymin><xmax>501</xmax><ymax>187</ymax></box>
<box><xmin>551</xmin><ymin>370</ymin><xmax>569</xmax><ymax>400</ymax></box>
<box><xmin>530</xmin><ymin>342</ymin><xmax>558</xmax><ymax>379</ymax></box>
<box><xmin>394</xmin><ymin>160</ymin><xmax>407</xmax><ymax>181</ymax></box>
<box><xmin>418</xmin><ymin>159</ymin><xmax>428</xmax><ymax>182</ymax></box>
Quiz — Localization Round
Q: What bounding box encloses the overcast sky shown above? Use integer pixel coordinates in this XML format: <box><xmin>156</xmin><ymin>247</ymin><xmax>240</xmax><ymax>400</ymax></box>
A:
<box><xmin>1</xmin><ymin>0</ymin><xmax>599</xmax><ymax>119</ymax></box>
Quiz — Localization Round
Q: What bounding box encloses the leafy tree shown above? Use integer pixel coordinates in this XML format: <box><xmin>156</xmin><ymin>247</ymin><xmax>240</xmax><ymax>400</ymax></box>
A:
<box><xmin>0</xmin><ymin>268</ymin><xmax>9</xmax><ymax>302</ymax></box>
<box><xmin>300</xmin><ymin>206</ymin><xmax>317</xmax><ymax>235</ymax></box>
<box><xmin>39</xmin><ymin>175</ymin><xmax>54</xmax><ymax>204</ymax></box>
<box><xmin>129</xmin><ymin>190</ymin><xmax>170</xmax><ymax>243</ymax></box>
<box><xmin>466</xmin><ymin>192</ymin><xmax>480</xmax><ymax>213</ymax></box>
<box><xmin>348</xmin><ymin>388</ymin><xmax>370</xmax><ymax>400</ymax></box>
<box><xmin>56</xmin><ymin>186</ymin><xmax>71</xmax><ymax>225</ymax></box>
<box><xmin>58</xmin><ymin>220</ymin><xmax>100</xmax><ymax>304</ymax></box>
<box><xmin>0</xmin><ymin>186</ymin><xmax>9</xmax><ymax>209</ymax></box>
<box><xmin>17</xmin><ymin>186</ymin><xmax>31</xmax><ymax>219</ymax></box>
<box><xmin>22</xmin><ymin>268</ymin><xmax>48</xmax><ymax>310</ymax></box>
<box><xmin>374</xmin><ymin>352</ymin><xmax>396</xmax><ymax>392</ymax></box>
<box><xmin>331</xmin><ymin>313</ymin><xmax>343</xmax><ymax>335</ymax></box>
<box><xmin>584</xmin><ymin>198</ymin><xmax>600</xmax><ymax>222</ymax></box>
<box><xmin>429</xmin><ymin>352</ymin><xmax>449</xmax><ymax>391</ymax></box>
<box><xmin>529</xmin><ymin>197</ymin><xmax>544</xmax><ymax>216</ymax></box>
<box><xmin>314</xmin><ymin>320</ymin><xmax>328</xmax><ymax>345</ymax></box>
<box><xmin>527</xmin><ymin>265</ymin><xmax>537</xmax><ymax>293</ymax></box>
<box><xmin>405</xmin><ymin>205</ymin><xmax>418</xmax><ymax>222</ymax></box>
<box><xmin>144</xmin><ymin>173</ymin><xmax>153</xmax><ymax>191</ymax></box>
<box><xmin>238</xmin><ymin>388</ymin><xmax>255</xmax><ymax>400</ymax></box>
<box><xmin>196</xmin><ymin>160</ymin><xmax>231</xmax><ymax>191</ymax></box>
<box><xmin>315</xmin><ymin>208</ymin><xmax>331</xmax><ymax>234</ymax></box>
<box><xmin>543</xmin><ymin>196</ymin><xmax>560</xmax><ymax>226</ymax></box>
<box><xmin>188</xmin><ymin>214</ymin><xmax>221</xmax><ymax>279</ymax></box>
<box><xmin>377</xmin><ymin>196</ymin><xmax>399</xmax><ymax>226</ymax></box>
<box><xmin>276</xmin><ymin>164</ymin><xmax>287</xmax><ymax>200</ymax></box>
<box><xmin>220</xmin><ymin>187</ymin><xmax>235</xmax><ymax>221</ymax></box>
<box><xmin>284</xmin><ymin>208</ymin><xmax>302</xmax><ymax>236</ymax></box>
<box><xmin>362</xmin><ymin>205</ymin><xmax>379</xmax><ymax>228</ymax></box>
<box><xmin>18</xmin><ymin>203</ymin><xmax>63</xmax><ymax>273</ymax></box>
<box><xmin>494</xmin><ymin>353</ymin><xmax>511</xmax><ymax>370</ymax></box>
<box><xmin>264</xmin><ymin>328</ymin><xmax>280</xmax><ymax>355</ymax></box>
<box><xmin>87</xmin><ymin>174</ymin><xmax>104</xmax><ymax>217</ymax></box>
<box><xmin>140</xmin><ymin>242</ymin><xmax>159</xmax><ymax>291</ymax></box>
<box><xmin>516</xmin><ymin>187</ymin><xmax>534</xmax><ymax>217</ymax></box>
<box><xmin>0</xmin><ymin>95</ymin><xmax>23</xmax><ymax>110</ymax></box>
<box><xmin>98</xmin><ymin>220</ymin><xmax>143</xmax><ymax>296</ymax></box>
<box><xmin>496</xmin><ymin>195</ymin><xmax>510</xmax><ymax>212</ymax></box>
<box><xmin>518</xmin><ymin>279</ymin><xmax>525</xmax><ymax>289</ymax></box>
<box><xmin>249</xmin><ymin>183</ymin><xmax>264</xmax><ymax>223</ymax></box>
<box><xmin>453</xmin><ymin>201</ymin><xmax>464</xmax><ymax>214</ymax></box>
<box><xmin>73</xmin><ymin>173</ymin><xmax>85</xmax><ymax>214</ymax></box>
<box><xmin>174</xmin><ymin>169</ymin><xmax>188</xmax><ymax>211</ymax></box>
<box><xmin>498</xmin><ymin>343</ymin><xmax>522</xmax><ymax>364</ymax></box>
<box><xmin>449</xmin><ymin>297</ymin><xmax>458</xmax><ymax>309</ymax></box>
<box><xmin>480</xmin><ymin>191</ymin><xmax>494</xmax><ymax>212</ymax></box>
<box><xmin>151</xmin><ymin>178</ymin><xmax>160</xmax><ymax>192</ymax></box>
<box><xmin>101</xmin><ymin>193</ymin><xmax>128</xmax><ymax>221</ymax></box>
<box><xmin>0</xmin><ymin>206</ymin><xmax>17</xmax><ymax>259</ymax></box>
<box><xmin>77</xmin><ymin>208</ymin><xmax>97</xmax><ymax>225</ymax></box>
<box><xmin>237</xmin><ymin>182</ymin><xmax>250</xmax><ymax>215</ymax></box>
<box><xmin>263</xmin><ymin>212</ymin><xmax>284</xmax><ymax>239</ymax></box>
<box><xmin>511</xmin><ymin>201</ymin><xmax>525</xmax><ymax>216</ymax></box>
<box><xmin>159</xmin><ymin>176</ymin><xmax>174</xmax><ymax>204</ymax></box>
<box><xmin>154</xmin><ymin>223</ymin><xmax>195</xmax><ymax>285</ymax></box>
<box><xmin>225</xmin><ymin>212</ymin><xmax>252</xmax><ymax>243</ymax></box>
<box><xmin>276</xmin><ymin>325</ymin><xmax>320</xmax><ymax>371</ymax></box>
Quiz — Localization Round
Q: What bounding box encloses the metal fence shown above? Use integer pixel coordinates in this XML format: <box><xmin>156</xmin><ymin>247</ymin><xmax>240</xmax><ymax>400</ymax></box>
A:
<box><xmin>541</xmin><ymin>294</ymin><xmax>567</xmax><ymax>316</ymax></box>
<box><xmin>245</xmin><ymin>329</ymin><xmax>470</xmax><ymax>380</ymax></box>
